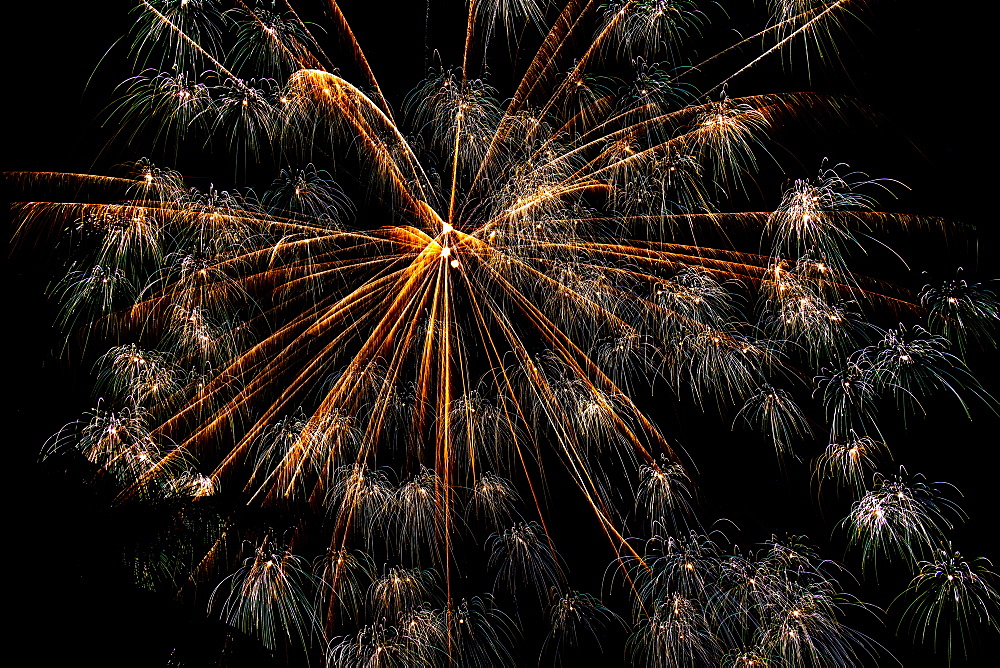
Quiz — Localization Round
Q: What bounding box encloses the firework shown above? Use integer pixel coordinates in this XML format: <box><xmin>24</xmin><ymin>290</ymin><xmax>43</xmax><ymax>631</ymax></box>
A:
<box><xmin>11</xmin><ymin>0</ymin><xmax>998</xmax><ymax>665</ymax></box>
<box><xmin>624</xmin><ymin>533</ymin><xmax>878</xmax><ymax>667</ymax></box>
<box><xmin>920</xmin><ymin>276</ymin><xmax>1000</xmax><ymax>355</ymax></box>
<box><xmin>812</xmin><ymin>432</ymin><xmax>886</xmax><ymax>494</ymax></box>
<box><xmin>896</xmin><ymin>545</ymin><xmax>1000</xmax><ymax>662</ymax></box>
<box><xmin>544</xmin><ymin>589</ymin><xmax>622</xmax><ymax>663</ymax></box>
<box><xmin>842</xmin><ymin>469</ymin><xmax>964</xmax><ymax>571</ymax></box>
<box><xmin>209</xmin><ymin>540</ymin><xmax>322</xmax><ymax>651</ymax></box>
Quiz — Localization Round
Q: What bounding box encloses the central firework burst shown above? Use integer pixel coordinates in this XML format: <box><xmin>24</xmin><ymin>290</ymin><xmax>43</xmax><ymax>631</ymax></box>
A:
<box><xmin>13</xmin><ymin>0</ymin><xmax>999</xmax><ymax>665</ymax></box>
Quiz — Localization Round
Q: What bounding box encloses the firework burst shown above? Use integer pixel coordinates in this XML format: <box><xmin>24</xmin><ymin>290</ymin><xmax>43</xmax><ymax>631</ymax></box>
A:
<box><xmin>10</xmin><ymin>0</ymin><xmax>999</xmax><ymax>665</ymax></box>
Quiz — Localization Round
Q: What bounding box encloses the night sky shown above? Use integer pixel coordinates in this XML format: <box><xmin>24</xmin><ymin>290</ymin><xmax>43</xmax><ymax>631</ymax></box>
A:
<box><xmin>5</xmin><ymin>2</ymin><xmax>997</xmax><ymax>666</ymax></box>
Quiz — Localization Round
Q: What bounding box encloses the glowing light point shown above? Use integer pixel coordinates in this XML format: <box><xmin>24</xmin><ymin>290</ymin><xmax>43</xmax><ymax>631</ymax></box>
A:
<box><xmin>440</xmin><ymin>246</ymin><xmax>451</xmax><ymax>258</ymax></box>
<box><xmin>442</xmin><ymin>222</ymin><xmax>453</xmax><ymax>234</ymax></box>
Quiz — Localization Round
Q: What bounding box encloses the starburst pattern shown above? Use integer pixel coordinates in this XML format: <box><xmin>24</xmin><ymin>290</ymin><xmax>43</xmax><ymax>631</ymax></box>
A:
<box><xmin>10</xmin><ymin>0</ymin><xmax>999</xmax><ymax>665</ymax></box>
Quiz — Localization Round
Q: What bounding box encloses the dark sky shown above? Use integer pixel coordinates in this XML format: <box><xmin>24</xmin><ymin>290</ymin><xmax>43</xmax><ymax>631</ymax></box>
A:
<box><xmin>5</xmin><ymin>1</ymin><xmax>997</xmax><ymax>666</ymax></box>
